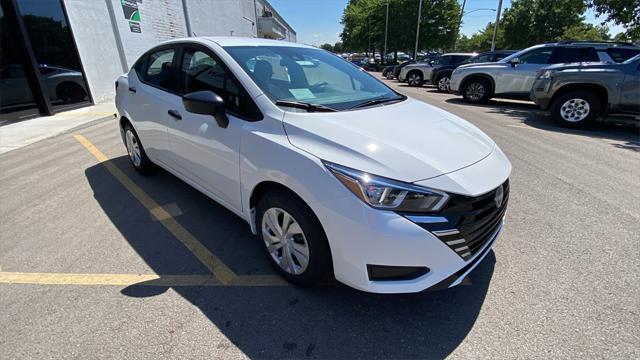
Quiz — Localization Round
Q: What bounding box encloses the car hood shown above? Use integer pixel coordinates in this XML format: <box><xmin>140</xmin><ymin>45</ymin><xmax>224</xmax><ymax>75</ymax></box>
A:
<box><xmin>282</xmin><ymin>98</ymin><xmax>495</xmax><ymax>183</ymax></box>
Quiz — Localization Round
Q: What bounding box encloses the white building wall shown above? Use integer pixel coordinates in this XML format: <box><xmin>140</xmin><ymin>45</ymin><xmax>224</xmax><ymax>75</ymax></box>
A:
<box><xmin>63</xmin><ymin>0</ymin><xmax>295</xmax><ymax>104</ymax></box>
<box><xmin>186</xmin><ymin>0</ymin><xmax>257</xmax><ymax>38</ymax></box>
<box><xmin>63</xmin><ymin>0</ymin><xmax>124</xmax><ymax>104</ymax></box>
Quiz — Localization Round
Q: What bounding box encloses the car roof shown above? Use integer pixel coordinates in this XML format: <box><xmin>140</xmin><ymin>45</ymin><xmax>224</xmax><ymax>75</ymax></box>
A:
<box><xmin>202</xmin><ymin>36</ymin><xmax>314</xmax><ymax>49</ymax></box>
<box><xmin>441</xmin><ymin>53</ymin><xmax>476</xmax><ymax>56</ymax></box>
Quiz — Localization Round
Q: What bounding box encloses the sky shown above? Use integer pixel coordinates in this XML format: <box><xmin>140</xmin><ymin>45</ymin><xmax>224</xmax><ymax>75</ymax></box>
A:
<box><xmin>268</xmin><ymin>0</ymin><xmax>627</xmax><ymax>46</ymax></box>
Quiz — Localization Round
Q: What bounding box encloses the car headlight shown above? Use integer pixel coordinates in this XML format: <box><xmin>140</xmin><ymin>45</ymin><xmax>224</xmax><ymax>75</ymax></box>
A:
<box><xmin>323</xmin><ymin>161</ymin><xmax>449</xmax><ymax>212</ymax></box>
<box><xmin>538</xmin><ymin>70</ymin><xmax>554</xmax><ymax>79</ymax></box>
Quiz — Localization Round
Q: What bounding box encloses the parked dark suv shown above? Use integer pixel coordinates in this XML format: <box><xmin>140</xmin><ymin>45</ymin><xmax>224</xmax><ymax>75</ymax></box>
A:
<box><xmin>530</xmin><ymin>53</ymin><xmax>640</xmax><ymax>127</ymax></box>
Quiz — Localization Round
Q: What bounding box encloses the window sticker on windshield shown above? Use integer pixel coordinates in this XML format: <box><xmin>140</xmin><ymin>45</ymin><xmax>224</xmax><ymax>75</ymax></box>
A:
<box><xmin>289</xmin><ymin>88</ymin><xmax>315</xmax><ymax>100</ymax></box>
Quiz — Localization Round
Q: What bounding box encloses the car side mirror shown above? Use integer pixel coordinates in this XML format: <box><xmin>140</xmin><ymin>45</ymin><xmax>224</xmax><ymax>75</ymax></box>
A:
<box><xmin>509</xmin><ymin>58</ymin><xmax>521</xmax><ymax>67</ymax></box>
<box><xmin>182</xmin><ymin>91</ymin><xmax>229</xmax><ymax>128</ymax></box>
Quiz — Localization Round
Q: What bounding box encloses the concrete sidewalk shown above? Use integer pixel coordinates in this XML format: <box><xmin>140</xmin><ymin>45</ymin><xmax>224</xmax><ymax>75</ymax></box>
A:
<box><xmin>0</xmin><ymin>102</ymin><xmax>116</xmax><ymax>154</ymax></box>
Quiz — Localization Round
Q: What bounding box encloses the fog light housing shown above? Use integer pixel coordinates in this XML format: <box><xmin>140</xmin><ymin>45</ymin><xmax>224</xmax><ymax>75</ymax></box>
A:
<box><xmin>367</xmin><ymin>265</ymin><xmax>430</xmax><ymax>281</ymax></box>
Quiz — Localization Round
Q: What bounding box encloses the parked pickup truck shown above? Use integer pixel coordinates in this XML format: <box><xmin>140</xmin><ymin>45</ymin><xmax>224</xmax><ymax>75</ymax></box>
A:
<box><xmin>530</xmin><ymin>53</ymin><xmax>640</xmax><ymax>128</ymax></box>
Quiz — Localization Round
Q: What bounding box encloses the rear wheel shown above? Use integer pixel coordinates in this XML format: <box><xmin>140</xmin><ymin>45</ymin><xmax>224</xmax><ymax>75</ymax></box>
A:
<box><xmin>550</xmin><ymin>90</ymin><xmax>600</xmax><ymax>128</ymax></box>
<box><xmin>256</xmin><ymin>190</ymin><xmax>332</xmax><ymax>286</ymax></box>
<box><xmin>407</xmin><ymin>71</ymin><xmax>423</xmax><ymax>86</ymax></box>
<box><xmin>462</xmin><ymin>78</ymin><xmax>491</xmax><ymax>103</ymax></box>
<box><xmin>385</xmin><ymin>70</ymin><xmax>394</xmax><ymax>80</ymax></box>
<box><xmin>436</xmin><ymin>74</ymin><xmax>451</xmax><ymax>92</ymax></box>
<box><xmin>123</xmin><ymin>123</ymin><xmax>155</xmax><ymax>174</ymax></box>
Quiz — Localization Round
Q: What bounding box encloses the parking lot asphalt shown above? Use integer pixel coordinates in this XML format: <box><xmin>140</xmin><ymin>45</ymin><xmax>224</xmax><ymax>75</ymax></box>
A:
<box><xmin>1</xmin><ymin>77</ymin><xmax>639</xmax><ymax>359</ymax></box>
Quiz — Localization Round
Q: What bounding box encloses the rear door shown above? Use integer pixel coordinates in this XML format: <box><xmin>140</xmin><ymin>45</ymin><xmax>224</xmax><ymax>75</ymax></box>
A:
<box><xmin>126</xmin><ymin>46</ymin><xmax>181</xmax><ymax>165</ymax></box>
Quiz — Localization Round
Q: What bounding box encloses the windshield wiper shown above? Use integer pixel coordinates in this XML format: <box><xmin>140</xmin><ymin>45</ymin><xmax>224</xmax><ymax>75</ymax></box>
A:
<box><xmin>275</xmin><ymin>100</ymin><xmax>337</xmax><ymax>112</ymax></box>
<box><xmin>350</xmin><ymin>95</ymin><xmax>406</xmax><ymax>109</ymax></box>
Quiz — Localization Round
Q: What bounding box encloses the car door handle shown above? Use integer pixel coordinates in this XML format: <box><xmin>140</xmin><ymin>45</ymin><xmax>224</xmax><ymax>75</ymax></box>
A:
<box><xmin>167</xmin><ymin>109</ymin><xmax>182</xmax><ymax>120</ymax></box>
<box><xmin>128</xmin><ymin>87</ymin><xmax>136</xmax><ymax>93</ymax></box>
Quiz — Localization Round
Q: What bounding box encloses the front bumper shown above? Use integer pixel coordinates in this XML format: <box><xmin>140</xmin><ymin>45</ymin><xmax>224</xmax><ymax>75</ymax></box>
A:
<box><xmin>449</xmin><ymin>72</ymin><xmax>462</xmax><ymax>93</ymax></box>
<box><xmin>308</xmin><ymin>150</ymin><xmax>510</xmax><ymax>294</ymax></box>
<box><xmin>530</xmin><ymin>78</ymin><xmax>553</xmax><ymax>109</ymax></box>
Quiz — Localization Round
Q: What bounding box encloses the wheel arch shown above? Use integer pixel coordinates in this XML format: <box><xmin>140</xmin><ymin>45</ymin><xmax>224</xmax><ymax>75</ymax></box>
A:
<box><xmin>550</xmin><ymin>83</ymin><xmax>608</xmax><ymax>115</ymax></box>
<box><xmin>460</xmin><ymin>74</ymin><xmax>496</xmax><ymax>96</ymax></box>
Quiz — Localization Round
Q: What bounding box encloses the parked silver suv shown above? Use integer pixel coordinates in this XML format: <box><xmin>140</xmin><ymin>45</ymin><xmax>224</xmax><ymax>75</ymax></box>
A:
<box><xmin>449</xmin><ymin>41</ymin><xmax>640</xmax><ymax>104</ymax></box>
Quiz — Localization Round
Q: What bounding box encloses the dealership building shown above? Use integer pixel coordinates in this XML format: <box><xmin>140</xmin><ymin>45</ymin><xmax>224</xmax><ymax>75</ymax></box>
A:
<box><xmin>0</xmin><ymin>0</ymin><xmax>296</xmax><ymax>122</ymax></box>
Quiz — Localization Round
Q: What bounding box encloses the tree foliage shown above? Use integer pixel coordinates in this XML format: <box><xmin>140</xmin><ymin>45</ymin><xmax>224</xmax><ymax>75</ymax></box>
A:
<box><xmin>340</xmin><ymin>0</ymin><xmax>460</xmax><ymax>56</ymax></box>
<box><xmin>500</xmin><ymin>0</ymin><xmax>586</xmax><ymax>49</ymax></box>
<box><xmin>319</xmin><ymin>43</ymin><xmax>334</xmax><ymax>51</ymax></box>
<box><xmin>586</xmin><ymin>0</ymin><xmax>640</xmax><ymax>41</ymax></box>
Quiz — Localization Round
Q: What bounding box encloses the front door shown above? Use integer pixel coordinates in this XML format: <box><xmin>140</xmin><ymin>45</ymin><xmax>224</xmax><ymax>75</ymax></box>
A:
<box><xmin>167</xmin><ymin>46</ymin><xmax>245</xmax><ymax>212</ymax></box>
<box><xmin>619</xmin><ymin>60</ymin><xmax>640</xmax><ymax>114</ymax></box>
<box><xmin>495</xmin><ymin>47</ymin><xmax>554</xmax><ymax>95</ymax></box>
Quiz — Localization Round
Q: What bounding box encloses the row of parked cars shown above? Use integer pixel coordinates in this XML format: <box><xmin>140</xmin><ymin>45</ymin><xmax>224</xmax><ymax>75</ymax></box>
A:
<box><xmin>381</xmin><ymin>41</ymin><xmax>640</xmax><ymax>128</ymax></box>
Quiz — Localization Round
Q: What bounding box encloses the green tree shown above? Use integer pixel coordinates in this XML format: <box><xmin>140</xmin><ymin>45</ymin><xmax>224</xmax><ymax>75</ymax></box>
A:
<box><xmin>456</xmin><ymin>22</ymin><xmax>505</xmax><ymax>52</ymax></box>
<box><xmin>501</xmin><ymin>0</ymin><xmax>586</xmax><ymax>49</ymax></box>
<box><xmin>333</xmin><ymin>41</ymin><xmax>344</xmax><ymax>53</ymax></box>
<box><xmin>556</xmin><ymin>23</ymin><xmax>610</xmax><ymax>41</ymax></box>
<box><xmin>319</xmin><ymin>43</ymin><xmax>334</xmax><ymax>52</ymax></box>
<box><xmin>341</xmin><ymin>0</ymin><xmax>461</xmax><ymax>57</ymax></box>
<box><xmin>586</xmin><ymin>0</ymin><xmax>640</xmax><ymax>41</ymax></box>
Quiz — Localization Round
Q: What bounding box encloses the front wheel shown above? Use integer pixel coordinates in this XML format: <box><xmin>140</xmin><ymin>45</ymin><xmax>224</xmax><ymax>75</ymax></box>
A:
<box><xmin>462</xmin><ymin>78</ymin><xmax>491</xmax><ymax>103</ymax></box>
<box><xmin>406</xmin><ymin>71</ymin><xmax>423</xmax><ymax>86</ymax></box>
<box><xmin>256</xmin><ymin>191</ymin><xmax>332</xmax><ymax>286</ymax></box>
<box><xmin>436</xmin><ymin>74</ymin><xmax>451</xmax><ymax>92</ymax></box>
<box><xmin>385</xmin><ymin>71</ymin><xmax>394</xmax><ymax>80</ymax></box>
<box><xmin>550</xmin><ymin>90</ymin><xmax>600</xmax><ymax>128</ymax></box>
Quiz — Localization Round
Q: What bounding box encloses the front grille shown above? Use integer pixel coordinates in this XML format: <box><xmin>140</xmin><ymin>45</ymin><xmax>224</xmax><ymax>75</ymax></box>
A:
<box><xmin>404</xmin><ymin>180</ymin><xmax>509</xmax><ymax>261</ymax></box>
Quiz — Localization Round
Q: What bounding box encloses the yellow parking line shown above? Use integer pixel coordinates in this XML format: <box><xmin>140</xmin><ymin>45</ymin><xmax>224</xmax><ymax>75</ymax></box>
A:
<box><xmin>0</xmin><ymin>272</ymin><xmax>291</xmax><ymax>287</ymax></box>
<box><xmin>73</xmin><ymin>134</ymin><xmax>236</xmax><ymax>285</ymax></box>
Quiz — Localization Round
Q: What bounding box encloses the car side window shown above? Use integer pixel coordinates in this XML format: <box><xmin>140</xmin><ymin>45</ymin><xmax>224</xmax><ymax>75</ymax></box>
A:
<box><xmin>180</xmin><ymin>47</ymin><xmax>262</xmax><ymax>121</ymax></box>
<box><xmin>548</xmin><ymin>47</ymin><xmax>598</xmax><ymax>63</ymax></box>
<box><xmin>606</xmin><ymin>48</ymin><xmax>640</xmax><ymax>63</ymax></box>
<box><xmin>452</xmin><ymin>55</ymin><xmax>470</xmax><ymax>64</ymax></box>
<box><xmin>518</xmin><ymin>48</ymin><xmax>554</xmax><ymax>64</ymax></box>
<box><xmin>472</xmin><ymin>54</ymin><xmax>493</xmax><ymax>63</ymax></box>
<box><xmin>139</xmin><ymin>48</ymin><xmax>178</xmax><ymax>92</ymax></box>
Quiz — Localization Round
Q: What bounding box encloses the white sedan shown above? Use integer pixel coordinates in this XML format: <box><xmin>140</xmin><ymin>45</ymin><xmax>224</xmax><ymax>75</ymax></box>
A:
<box><xmin>115</xmin><ymin>37</ymin><xmax>511</xmax><ymax>293</ymax></box>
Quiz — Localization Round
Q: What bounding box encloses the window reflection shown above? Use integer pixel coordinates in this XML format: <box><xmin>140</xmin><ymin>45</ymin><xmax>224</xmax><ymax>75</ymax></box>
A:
<box><xmin>17</xmin><ymin>0</ymin><xmax>90</xmax><ymax>109</ymax></box>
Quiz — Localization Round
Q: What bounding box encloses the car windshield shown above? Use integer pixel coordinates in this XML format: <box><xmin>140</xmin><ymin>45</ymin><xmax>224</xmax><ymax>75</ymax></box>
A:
<box><xmin>224</xmin><ymin>46</ymin><xmax>401</xmax><ymax>111</ymax></box>
<box><xmin>499</xmin><ymin>46</ymin><xmax>534</xmax><ymax>63</ymax></box>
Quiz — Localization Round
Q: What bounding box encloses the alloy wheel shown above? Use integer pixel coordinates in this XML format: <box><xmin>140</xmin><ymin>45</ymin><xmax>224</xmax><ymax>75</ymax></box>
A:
<box><xmin>125</xmin><ymin>129</ymin><xmax>142</xmax><ymax>167</ymax></box>
<box><xmin>560</xmin><ymin>98</ymin><xmax>590</xmax><ymax>122</ymax></box>
<box><xmin>261</xmin><ymin>207</ymin><xmax>310</xmax><ymax>275</ymax></box>
<box><xmin>408</xmin><ymin>73</ymin><xmax>420</xmax><ymax>86</ymax></box>
<box><xmin>438</xmin><ymin>76</ymin><xmax>451</xmax><ymax>91</ymax></box>
<box><xmin>466</xmin><ymin>82</ymin><xmax>485</xmax><ymax>102</ymax></box>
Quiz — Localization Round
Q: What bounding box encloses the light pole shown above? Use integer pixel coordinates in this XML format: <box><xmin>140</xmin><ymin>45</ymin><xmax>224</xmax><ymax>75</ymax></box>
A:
<box><xmin>455</xmin><ymin>8</ymin><xmax>496</xmax><ymax>50</ymax></box>
<box><xmin>454</xmin><ymin>0</ymin><xmax>467</xmax><ymax>50</ymax></box>
<box><xmin>491</xmin><ymin>0</ymin><xmax>503</xmax><ymax>51</ymax></box>
<box><xmin>414</xmin><ymin>0</ymin><xmax>423</xmax><ymax>60</ymax></box>
<box><xmin>383</xmin><ymin>2</ymin><xmax>389</xmax><ymax>64</ymax></box>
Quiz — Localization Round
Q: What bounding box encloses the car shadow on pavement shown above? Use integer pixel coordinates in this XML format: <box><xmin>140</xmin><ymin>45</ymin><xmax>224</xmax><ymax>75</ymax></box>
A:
<box><xmin>444</xmin><ymin>97</ymin><xmax>640</xmax><ymax>146</ymax></box>
<box><xmin>85</xmin><ymin>156</ymin><xmax>495</xmax><ymax>359</ymax></box>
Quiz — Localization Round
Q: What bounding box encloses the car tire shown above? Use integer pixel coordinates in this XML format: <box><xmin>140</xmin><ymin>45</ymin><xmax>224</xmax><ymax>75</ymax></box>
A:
<box><xmin>550</xmin><ymin>90</ymin><xmax>600</xmax><ymax>128</ymax></box>
<box><xmin>123</xmin><ymin>123</ymin><xmax>155</xmax><ymax>174</ymax></box>
<box><xmin>435</xmin><ymin>74</ymin><xmax>451</xmax><ymax>92</ymax></box>
<box><xmin>406</xmin><ymin>71</ymin><xmax>423</xmax><ymax>86</ymax></box>
<box><xmin>385</xmin><ymin>71</ymin><xmax>394</xmax><ymax>80</ymax></box>
<box><xmin>256</xmin><ymin>190</ymin><xmax>332</xmax><ymax>286</ymax></box>
<box><xmin>462</xmin><ymin>78</ymin><xmax>491</xmax><ymax>104</ymax></box>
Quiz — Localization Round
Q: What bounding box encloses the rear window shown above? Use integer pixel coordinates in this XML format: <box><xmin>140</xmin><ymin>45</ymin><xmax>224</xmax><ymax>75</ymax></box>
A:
<box><xmin>606</xmin><ymin>48</ymin><xmax>640</xmax><ymax>63</ymax></box>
